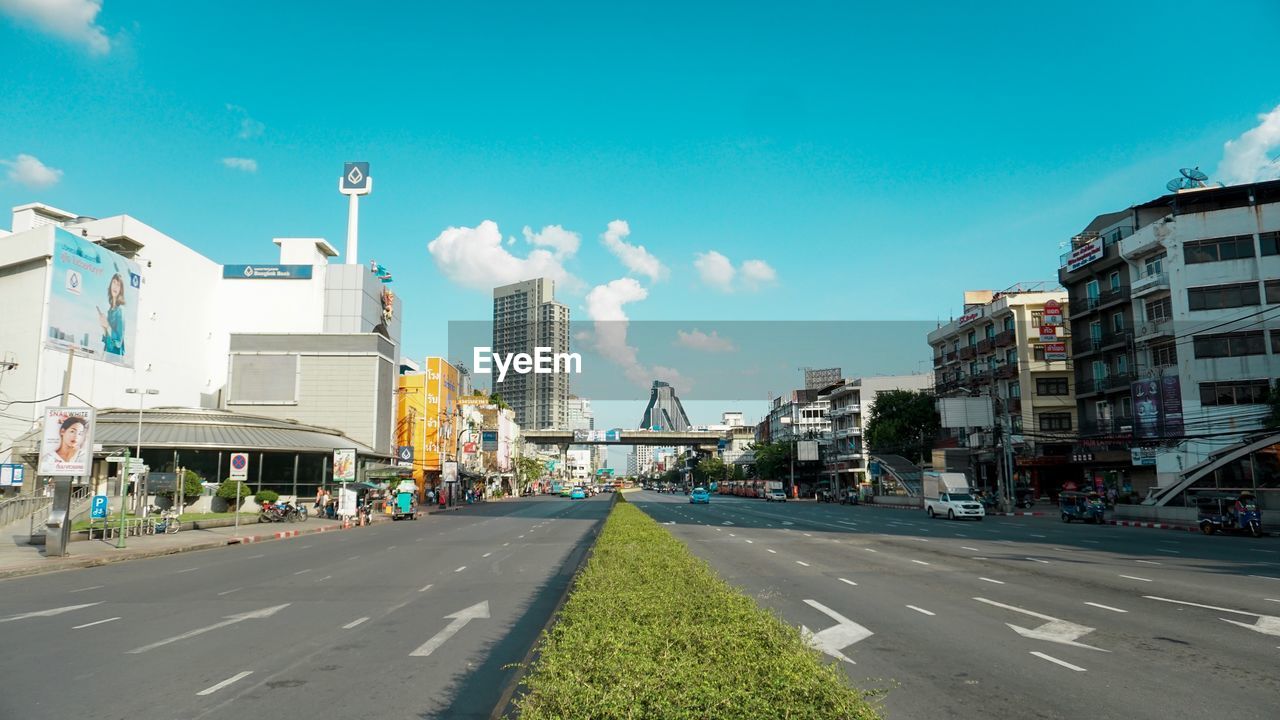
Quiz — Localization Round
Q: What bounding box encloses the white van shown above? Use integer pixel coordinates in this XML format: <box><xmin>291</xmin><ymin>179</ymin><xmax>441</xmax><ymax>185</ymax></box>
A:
<box><xmin>923</xmin><ymin>471</ymin><xmax>985</xmax><ymax>521</ymax></box>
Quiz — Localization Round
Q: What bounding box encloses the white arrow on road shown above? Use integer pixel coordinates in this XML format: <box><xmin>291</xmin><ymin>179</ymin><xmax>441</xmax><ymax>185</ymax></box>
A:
<box><xmin>1143</xmin><ymin>595</ymin><xmax>1280</xmax><ymax>638</ymax></box>
<box><xmin>410</xmin><ymin>601</ymin><xmax>490</xmax><ymax>657</ymax></box>
<box><xmin>0</xmin><ymin>603</ymin><xmax>101</xmax><ymax>624</ymax></box>
<box><xmin>974</xmin><ymin>597</ymin><xmax>1108</xmax><ymax>652</ymax></box>
<box><xmin>126</xmin><ymin>604</ymin><xmax>289</xmax><ymax>654</ymax></box>
<box><xmin>799</xmin><ymin>599</ymin><xmax>873</xmax><ymax>664</ymax></box>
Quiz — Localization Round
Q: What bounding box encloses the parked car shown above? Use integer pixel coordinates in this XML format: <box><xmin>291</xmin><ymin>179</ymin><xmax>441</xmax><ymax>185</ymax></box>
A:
<box><xmin>570</xmin><ymin>487</ymin><xmax>587</xmax><ymax>500</ymax></box>
<box><xmin>765</xmin><ymin>489</ymin><xmax>787</xmax><ymax>502</ymax></box>
<box><xmin>690</xmin><ymin>487</ymin><xmax>710</xmax><ymax>504</ymax></box>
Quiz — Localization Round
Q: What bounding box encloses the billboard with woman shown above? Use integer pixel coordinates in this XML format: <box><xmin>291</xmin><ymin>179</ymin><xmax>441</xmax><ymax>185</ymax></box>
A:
<box><xmin>44</xmin><ymin>228</ymin><xmax>142</xmax><ymax>368</ymax></box>
<box><xmin>37</xmin><ymin>407</ymin><xmax>96</xmax><ymax>477</ymax></box>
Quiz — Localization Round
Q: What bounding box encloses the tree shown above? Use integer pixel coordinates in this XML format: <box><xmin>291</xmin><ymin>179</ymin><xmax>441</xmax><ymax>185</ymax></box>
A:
<box><xmin>751</xmin><ymin>441</ymin><xmax>793</xmax><ymax>481</ymax></box>
<box><xmin>694</xmin><ymin>456</ymin><xmax>727</xmax><ymax>486</ymax></box>
<box><xmin>863</xmin><ymin>389</ymin><xmax>940</xmax><ymax>465</ymax></box>
<box><xmin>516</xmin><ymin>456</ymin><xmax>545</xmax><ymax>488</ymax></box>
<box><xmin>487</xmin><ymin>392</ymin><xmax>511</xmax><ymax>410</ymax></box>
<box><xmin>160</xmin><ymin>469</ymin><xmax>203</xmax><ymax>502</ymax></box>
<box><xmin>216</xmin><ymin>480</ymin><xmax>250</xmax><ymax>509</ymax></box>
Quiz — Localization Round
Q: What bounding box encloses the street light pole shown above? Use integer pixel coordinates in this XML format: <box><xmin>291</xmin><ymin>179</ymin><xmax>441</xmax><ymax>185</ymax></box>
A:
<box><xmin>123</xmin><ymin>388</ymin><xmax>158</xmax><ymax>540</ymax></box>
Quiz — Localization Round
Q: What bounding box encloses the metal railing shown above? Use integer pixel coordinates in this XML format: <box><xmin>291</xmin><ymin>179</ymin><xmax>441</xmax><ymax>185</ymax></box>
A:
<box><xmin>0</xmin><ymin>495</ymin><xmax>51</xmax><ymax>530</ymax></box>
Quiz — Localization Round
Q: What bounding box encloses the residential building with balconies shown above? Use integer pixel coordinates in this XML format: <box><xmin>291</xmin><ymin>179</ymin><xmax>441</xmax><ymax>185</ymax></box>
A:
<box><xmin>820</xmin><ymin>373</ymin><xmax>932</xmax><ymax>492</ymax></box>
<box><xmin>928</xmin><ymin>285</ymin><xmax>1075</xmax><ymax>495</ymax></box>
<box><xmin>1117</xmin><ymin>179</ymin><xmax>1280</xmax><ymax>496</ymax></box>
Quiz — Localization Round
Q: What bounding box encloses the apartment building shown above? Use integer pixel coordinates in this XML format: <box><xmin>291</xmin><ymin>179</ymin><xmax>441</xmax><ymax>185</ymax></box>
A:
<box><xmin>823</xmin><ymin>374</ymin><xmax>933</xmax><ymax>492</ymax></box>
<box><xmin>491</xmin><ymin>278</ymin><xmax>570</xmax><ymax>429</ymax></box>
<box><xmin>929</xmin><ymin>286</ymin><xmax>1076</xmax><ymax>495</ymax></box>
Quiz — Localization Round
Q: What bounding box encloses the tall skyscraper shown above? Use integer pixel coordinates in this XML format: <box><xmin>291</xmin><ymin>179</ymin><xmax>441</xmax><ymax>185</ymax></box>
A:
<box><xmin>639</xmin><ymin>380</ymin><xmax>690</xmax><ymax>432</ymax></box>
<box><xmin>492</xmin><ymin>278</ymin><xmax>570</xmax><ymax>429</ymax></box>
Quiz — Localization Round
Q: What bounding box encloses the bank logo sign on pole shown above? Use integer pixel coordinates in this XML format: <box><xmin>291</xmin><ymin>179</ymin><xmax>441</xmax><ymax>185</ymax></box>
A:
<box><xmin>37</xmin><ymin>407</ymin><xmax>95</xmax><ymax>476</ymax></box>
<box><xmin>229</xmin><ymin>452</ymin><xmax>249</xmax><ymax>480</ymax></box>
<box><xmin>333</xmin><ymin>448</ymin><xmax>357</xmax><ymax>482</ymax></box>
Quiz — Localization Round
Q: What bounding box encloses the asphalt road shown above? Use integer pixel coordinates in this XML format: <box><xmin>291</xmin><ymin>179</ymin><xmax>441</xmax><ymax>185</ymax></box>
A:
<box><xmin>631</xmin><ymin>490</ymin><xmax>1280</xmax><ymax>720</ymax></box>
<box><xmin>0</xmin><ymin>494</ymin><xmax>611</xmax><ymax>720</ymax></box>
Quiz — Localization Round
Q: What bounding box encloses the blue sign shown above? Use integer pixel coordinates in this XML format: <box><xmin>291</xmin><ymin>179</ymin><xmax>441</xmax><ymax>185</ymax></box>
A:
<box><xmin>90</xmin><ymin>495</ymin><xmax>109</xmax><ymax>519</ymax></box>
<box><xmin>481</xmin><ymin>431</ymin><xmax>498</xmax><ymax>452</ymax></box>
<box><xmin>396</xmin><ymin>445</ymin><xmax>414</xmax><ymax>465</ymax></box>
<box><xmin>222</xmin><ymin>264</ymin><xmax>313</xmax><ymax>280</ymax></box>
<box><xmin>0</xmin><ymin>463</ymin><xmax>24</xmax><ymax>486</ymax></box>
<box><xmin>606</xmin><ymin>429</ymin><xmax>622</xmax><ymax>443</ymax></box>
<box><xmin>342</xmin><ymin>162</ymin><xmax>370</xmax><ymax>191</ymax></box>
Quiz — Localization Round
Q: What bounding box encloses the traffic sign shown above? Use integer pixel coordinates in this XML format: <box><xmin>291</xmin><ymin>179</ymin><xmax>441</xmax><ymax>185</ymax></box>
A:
<box><xmin>229</xmin><ymin>452</ymin><xmax>249</xmax><ymax>480</ymax></box>
<box><xmin>90</xmin><ymin>495</ymin><xmax>109</xmax><ymax>519</ymax></box>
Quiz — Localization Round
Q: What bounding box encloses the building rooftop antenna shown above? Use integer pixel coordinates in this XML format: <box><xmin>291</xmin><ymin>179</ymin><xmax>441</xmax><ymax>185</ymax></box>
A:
<box><xmin>1166</xmin><ymin>166</ymin><xmax>1210</xmax><ymax>193</ymax></box>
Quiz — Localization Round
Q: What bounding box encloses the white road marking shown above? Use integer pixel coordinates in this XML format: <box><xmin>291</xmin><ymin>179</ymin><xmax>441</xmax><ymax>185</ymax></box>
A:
<box><xmin>1030</xmin><ymin>651</ymin><xmax>1086</xmax><ymax>672</ymax></box>
<box><xmin>961</xmin><ymin>547</ymin><xmax>981</xmax><ymax>552</ymax></box>
<box><xmin>345</xmin><ymin>555</ymin><xmax>359</xmax><ymax>561</ymax></box>
<box><xmin>729</xmin><ymin>533</ymin><xmax>736</xmax><ymax>537</ymax></box>
<box><xmin>197</xmin><ymin>671</ymin><xmax>254</xmax><ymax>696</ymax></box>
<box><xmin>839</xmin><ymin>578</ymin><xmax>857</xmax><ymax>586</ymax></box>
<box><xmin>176</xmin><ymin>567</ymin><xmax>199</xmax><ymax>574</ymax></box>
<box><xmin>744</xmin><ymin>539</ymin><xmax>754</xmax><ymax>544</ymax></box>
<box><xmin>715</xmin><ymin>528</ymin><xmax>722</xmax><ymax>532</ymax></box>
<box><xmin>972</xmin><ymin>557</ymin><xmax>989</xmax><ymax>560</ymax></box>
<box><xmin>1267</xmin><ymin>598</ymin><xmax>1280</xmax><ymax>603</ymax></box>
<box><xmin>912</xmin><ymin>560</ymin><xmax>930</xmax><ymax>566</ymax></box>
<box><xmin>796</xmin><ymin>561</ymin><xmax>811</xmax><ymax>567</ymax></box>
<box><xmin>722</xmin><ymin>521</ymin><xmax>734</xmax><ymax>526</ymax></box>
<box><xmin>838</xmin><ymin>521</ymin><xmax>857</xmax><ymax>526</ymax></box>
<box><xmin>503</xmin><ymin>542</ymin><xmax>509</xmax><ymax>546</ymax></box>
<box><xmin>455</xmin><ymin>566</ymin><xmax>467</xmax><ymax>573</ymax></box>
<box><xmin>217</xmin><ymin>588</ymin><xmax>242</xmax><ymax>596</ymax></box>
<box><xmin>1030</xmin><ymin>534</ymin><xmax>1047</xmax><ymax>538</ymax></box>
<box><xmin>69</xmin><ymin>585</ymin><xmax>103</xmax><ymax>593</ymax></box>
<box><xmin>803</xmin><ymin>533</ymin><xmax>812</xmax><ymax>537</ymax></box>
<box><xmin>1134</xmin><ymin>560</ymin><xmax>1161</xmax><ymax>566</ymax></box>
<box><xmin>128</xmin><ymin>604</ymin><xmax>289</xmax><ymax>654</ymax></box>
<box><xmin>0</xmin><ymin>603</ymin><xmax>101</xmax><ymax>624</ymax></box>
<box><xmin>317</xmin><ymin>575</ymin><xmax>332</xmax><ymax>582</ymax></box>
<box><xmin>973</xmin><ymin>597</ymin><xmax>1106</xmax><ymax>651</ymax></box>
<box><xmin>73</xmin><ymin>617</ymin><xmax>121</xmax><ymax>629</ymax></box>
<box><xmin>1026</xmin><ymin>558</ymin><xmax>1051</xmax><ymax>564</ymax></box>
<box><xmin>410</xmin><ymin>601</ymin><xmax>491</xmax><ymax>657</ymax></box>
<box><xmin>342</xmin><ymin>617</ymin><xmax>369</xmax><ymax>629</ymax></box>
<box><xmin>980</xmin><ymin>577</ymin><xmax>1005</xmax><ymax>585</ymax></box>
<box><xmin>293</xmin><ymin>569</ymin><xmax>312</xmax><ymax>575</ymax></box>
<box><xmin>482</xmin><ymin>552</ymin><xmax>493</xmax><ymax>558</ymax></box>
<box><xmin>864</xmin><ymin>548</ymin><xmax>878</xmax><ymax>553</ymax></box>
<box><xmin>419</xmin><ymin>583</ymin><xmax>434</xmax><ymax>592</ymax></box>
<box><xmin>767</xmin><ymin>549</ymin><xmax>777</xmax><ymax>554</ymax></box>
<box><xmin>906</xmin><ymin>605</ymin><xmax>935</xmax><ymax>616</ymax></box>
<box><xmin>1155</xmin><ymin>549</ymin><xmax>1181</xmax><ymax>554</ymax></box>
<box><xmin>387</xmin><ymin>546</ymin><xmax>396</xmax><ymax>550</ymax></box>
<box><xmin>914</xmin><ymin>538</ymin><xmax>930</xmax><ymax>542</ymax></box>
<box><xmin>1120</xmin><ymin>575</ymin><xmax>1153</xmax><ymax>582</ymax></box>
<box><xmin>1084</xmin><ymin>602</ymin><xmax>1127</xmax><ymax>613</ymax></box>
<box><xmin>1250</xmin><ymin>575</ymin><xmax>1280</xmax><ymax>581</ymax></box>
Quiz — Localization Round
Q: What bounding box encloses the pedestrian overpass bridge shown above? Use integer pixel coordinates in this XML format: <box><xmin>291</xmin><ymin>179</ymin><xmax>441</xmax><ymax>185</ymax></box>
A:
<box><xmin>521</xmin><ymin>429</ymin><xmax>728</xmax><ymax>449</ymax></box>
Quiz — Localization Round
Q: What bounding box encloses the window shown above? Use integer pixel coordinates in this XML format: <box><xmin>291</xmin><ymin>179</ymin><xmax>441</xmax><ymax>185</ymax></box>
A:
<box><xmin>1040</xmin><ymin>413</ymin><xmax>1072</xmax><ymax>431</ymax></box>
<box><xmin>1090</xmin><ymin>321</ymin><xmax>1102</xmax><ymax>340</ymax></box>
<box><xmin>1092</xmin><ymin>360</ymin><xmax>1106</xmax><ymax>381</ymax></box>
<box><xmin>1111</xmin><ymin>312</ymin><xmax>1124</xmax><ymax>332</ymax></box>
<box><xmin>1003</xmin><ymin>316</ymin><xmax>1015</xmax><ymax>332</ymax></box>
<box><xmin>1143</xmin><ymin>252</ymin><xmax>1166</xmax><ymax>277</ymax></box>
<box><xmin>1115</xmin><ymin>354</ymin><xmax>1129</xmax><ymax>375</ymax></box>
<box><xmin>969</xmin><ymin>361</ymin><xmax>977</xmax><ymax>376</ymax></box>
<box><xmin>1108</xmin><ymin>271</ymin><xmax>1121</xmax><ymax>290</ymax></box>
<box><xmin>1151</xmin><ymin>342</ymin><xmax>1178</xmax><ymax>367</ymax></box>
<box><xmin>1272</xmin><ymin>330</ymin><xmax>1280</xmax><ymax>354</ymax></box>
<box><xmin>1187</xmin><ymin>282</ymin><xmax>1261</xmax><ymax>310</ymax></box>
<box><xmin>1095</xmin><ymin>400</ymin><xmax>1111</xmax><ymax>421</ymax></box>
<box><xmin>1009</xmin><ymin>381</ymin><xmax>1021</xmax><ymax>398</ymax></box>
<box><xmin>967</xmin><ymin>330</ymin><xmax>976</xmax><ymax>346</ymax></box>
<box><xmin>985</xmin><ymin>323</ymin><xmax>996</xmax><ymax>339</ymax></box>
<box><xmin>1184</xmin><ymin>235</ymin><xmax>1255</xmax><ymax>263</ymax></box>
<box><xmin>1261</xmin><ymin>231</ymin><xmax>1279</xmax><ymax>256</ymax></box>
<box><xmin>1036</xmin><ymin>378</ymin><xmax>1069</xmax><ymax>395</ymax></box>
<box><xmin>1011</xmin><ymin>415</ymin><xmax>1024</xmax><ymax>433</ymax></box>
<box><xmin>1085</xmin><ymin>280</ymin><xmax>1100</xmax><ymax>299</ymax></box>
<box><xmin>1033</xmin><ymin>346</ymin><xmax>1046</xmax><ymax>361</ymax></box>
<box><xmin>1006</xmin><ymin>349</ymin><xmax>1017</xmax><ymax>365</ymax></box>
<box><xmin>1192</xmin><ymin>331</ymin><xmax>1266</xmax><ymax>358</ymax></box>
<box><xmin>1145</xmin><ymin>297</ymin><xmax>1172</xmax><ymax>322</ymax></box>
<box><xmin>1119</xmin><ymin>396</ymin><xmax>1132</xmax><ymax>418</ymax></box>
<box><xmin>1267</xmin><ymin>279</ymin><xmax>1280</xmax><ymax>304</ymax></box>
<box><xmin>1031</xmin><ymin>311</ymin><xmax>1043</xmax><ymax>327</ymax></box>
<box><xmin>1199</xmin><ymin>380</ymin><xmax>1270</xmax><ymax>406</ymax></box>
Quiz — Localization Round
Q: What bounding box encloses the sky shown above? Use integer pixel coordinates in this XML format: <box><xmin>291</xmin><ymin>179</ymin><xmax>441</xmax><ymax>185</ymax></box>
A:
<box><xmin>3</xmin><ymin>0</ymin><xmax>1280</xmax><ymax>453</ymax></box>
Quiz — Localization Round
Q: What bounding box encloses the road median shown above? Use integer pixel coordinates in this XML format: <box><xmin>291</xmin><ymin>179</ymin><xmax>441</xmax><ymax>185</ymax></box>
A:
<box><xmin>510</xmin><ymin>497</ymin><xmax>882</xmax><ymax>720</ymax></box>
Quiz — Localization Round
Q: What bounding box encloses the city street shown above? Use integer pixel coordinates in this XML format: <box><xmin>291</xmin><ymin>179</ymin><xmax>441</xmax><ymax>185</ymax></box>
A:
<box><xmin>631</xmin><ymin>491</ymin><xmax>1280</xmax><ymax>720</ymax></box>
<box><xmin>0</xmin><ymin>495</ymin><xmax>610</xmax><ymax>720</ymax></box>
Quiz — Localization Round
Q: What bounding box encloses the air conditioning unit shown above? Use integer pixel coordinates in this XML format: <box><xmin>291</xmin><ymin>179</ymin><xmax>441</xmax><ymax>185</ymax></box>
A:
<box><xmin>969</xmin><ymin>432</ymin><xmax>993</xmax><ymax>448</ymax></box>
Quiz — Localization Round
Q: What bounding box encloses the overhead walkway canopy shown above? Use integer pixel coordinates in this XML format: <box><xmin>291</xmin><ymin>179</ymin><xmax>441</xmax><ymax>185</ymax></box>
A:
<box><xmin>1146</xmin><ymin>431</ymin><xmax>1280</xmax><ymax>507</ymax></box>
<box><xmin>869</xmin><ymin>454</ymin><xmax>924</xmax><ymax>496</ymax></box>
<box><xmin>521</xmin><ymin>429</ymin><xmax>727</xmax><ymax>448</ymax></box>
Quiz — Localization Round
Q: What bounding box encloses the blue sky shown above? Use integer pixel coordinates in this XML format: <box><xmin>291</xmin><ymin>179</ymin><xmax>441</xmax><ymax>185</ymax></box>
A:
<box><xmin>3</xmin><ymin>1</ymin><xmax>1280</xmax><ymax>436</ymax></box>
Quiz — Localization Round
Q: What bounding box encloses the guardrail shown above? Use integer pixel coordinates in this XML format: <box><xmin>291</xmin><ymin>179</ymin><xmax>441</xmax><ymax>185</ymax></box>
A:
<box><xmin>0</xmin><ymin>495</ymin><xmax>51</xmax><ymax>529</ymax></box>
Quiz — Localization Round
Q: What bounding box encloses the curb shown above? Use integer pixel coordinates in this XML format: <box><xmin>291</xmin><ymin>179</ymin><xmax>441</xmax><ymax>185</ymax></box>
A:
<box><xmin>1105</xmin><ymin>519</ymin><xmax>1197</xmax><ymax>533</ymax></box>
<box><xmin>0</xmin><ymin>539</ymin><xmax>232</xmax><ymax>581</ymax></box>
<box><xmin>227</xmin><ymin>520</ymin><xmax>365</xmax><ymax>544</ymax></box>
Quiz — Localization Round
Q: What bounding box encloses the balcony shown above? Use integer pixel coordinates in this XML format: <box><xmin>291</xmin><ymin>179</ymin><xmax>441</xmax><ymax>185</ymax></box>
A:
<box><xmin>976</xmin><ymin>338</ymin><xmax>995</xmax><ymax>354</ymax></box>
<box><xmin>1134</xmin><ymin>318</ymin><xmax>1174</xmax><ymax>344</ymax></box>
<box><xmin>828</xmin><ymin>404</ymin><xmax>860</xmax><ymax>418</ymax></box>
<box><xmin>995</xmin><ymin>364</ymin><xmax>1018</xmax><ymax>380</ymax></box>
<box><xmin>1131</xmin><ymin>271</ymin><xmax>1170</xmax><ymax>299</ymax></box>
<box><xmin>834</xmin><ymin>426</ymin><xmax>862</xmax><ymax>439</ymax></box>
<box><xmin>945</xmin><ymin>351</ymin><xmax>958</xmax><ymax>363</ymax></box>
<box><xmin>1007</xmin><ymin>397</ymin><xmax>1022</xmax><ymax>413</ymax></box>
<box><xmin>933</xmin><ymin>355</ymin><xmax>944</xmax><ymax>367</ymax></box>
<box><xmin>1073</xmin><ymin>330</ymin><xmax>1132</xmax><ymax>356</ymax></box>
<box><xmin>1076</xmin><ymin>372</ymin><xmax>1136</xmax><ymax>397</ymax></box>
<box><xmin>994</xmin><ymin>329</ymin><xmax>1016</xmax><ymax>348</ymax></box>
<box><xmin>958</xmin><ymin>346</ymin><xmax>976</xmax><ymax>360</ymax></box>
<box><xmin>1079</xmin><ymin>417</ymin><xmax>1134</xmax><ymax>436</ymax></box>
<box><xmin>1070</xmin><ymin>286</ymin><xmax>1131</xmax><ymax>317</ymax></box>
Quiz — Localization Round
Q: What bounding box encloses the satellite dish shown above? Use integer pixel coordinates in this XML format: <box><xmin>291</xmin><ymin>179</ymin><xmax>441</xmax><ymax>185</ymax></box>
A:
<box><xmin>1180</xmin><ymin>167</ymin><xmax>1209</xmax><ymax>183</ymax></box>
<box><xmin>1166</xmin><ymin>179</ymin><xmax>1184</xmax><ymax>193</ymax></box>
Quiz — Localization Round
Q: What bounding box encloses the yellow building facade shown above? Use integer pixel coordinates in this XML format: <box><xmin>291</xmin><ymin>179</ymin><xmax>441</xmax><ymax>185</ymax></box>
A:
<box><xmin>397</xmin><ymin>357</ymin><xmax>462</xmax><ymax>490</ymax></box>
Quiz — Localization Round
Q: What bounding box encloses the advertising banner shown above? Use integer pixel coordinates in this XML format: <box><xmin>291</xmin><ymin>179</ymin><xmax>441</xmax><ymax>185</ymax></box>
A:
<box><xmin>1042</xmin><ymin>342</ymin><xmax>1067</xmax><ymax>361</ymax></box>
<box><xmin>1160</xmin><ymin>376</ymin><xmax>1184</xmax><ymax>437</ymax></box>
<box><xmin>0</xmin><ymin>463</ymin><xmax>25</xmax><ymax>486</ymax></box>
<box><xmin>442</xmin><ymin>461</ymin><xmax>458</xmax><ymax>484</ymax></box>
<box><xmin>37</xmin><ymin>407</ymin><xmax>95</xmax><ymax>476</ymax></box>
<box><xmin>1131</xmin><ymin>447</ymin><xmax>1159</xmax><ymax>466</ymax></box>
<box><xmin>333</xmin><ymin>448</ymin><xmax>357</xmax><ymax>482</ymax></box>
<box><xmin>1039</xmin><ymin>325</ymin><xmax>1058</xmax><ymax>342</ymax></box>
<box><xmin>45</xmin><ymin>229</ymin><xmax>142</xmax><ymax>368</ymax></box>
<box><xmin>1131</xmin><ymin>380</ymin><xmax>1161</xmax><ymax>439</ymax></box>
<box><xmin>1042</xmin><ymin>299</ymin><xmax>1063</xmax><ymax>326</ymax></box>
<box><xmin>797</xmin><ymin>440</ymin><xmax>819</xmax><ymax>462</ymax></box>
<box><xmin>481</xmin><ymin>431</ymin><xmax>498</xmax><ymax>452</ymax></box>
<box><xmin>1066</xmin><ymin>237</ymin><xmax>1104</xmax><ymax>272</ymax></box>
<box><xmin>222</xmin><ymin>264</ymin><xmax>313</xmax><ymax>280</ymax></box>
<box><xmin>338</xmin><ymin>488</ymin><xmax>358</xmax><ymax>517</ymax></box>
<box><xmin>606</xmin><ymin>429</ymin><xmax>622</xmax><ymax>442</ymax></box>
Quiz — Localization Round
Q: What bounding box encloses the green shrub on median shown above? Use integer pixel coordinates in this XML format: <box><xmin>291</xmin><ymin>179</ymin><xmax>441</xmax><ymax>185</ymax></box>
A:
<box><xmin>512</xmin><ymin>500</ymin><xmax>882</xmax><ymax>720</ymax></box>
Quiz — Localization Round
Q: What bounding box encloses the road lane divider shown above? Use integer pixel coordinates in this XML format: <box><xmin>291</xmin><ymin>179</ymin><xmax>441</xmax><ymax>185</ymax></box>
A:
<box><xmin>72</xmin><ymin>617</ymin><xmax>120</xmax><ymax>629</ymax></box>
<box><xmin>1030</xmin><ymin>651</ymin><xmax>1086</xmax><ymax>672</ymax></box>
<box><xmin>197</xmin><ymin>671</ymin><xmax>254</xmax><ymax>696</ymax></box>
<box><xmin>906</xmin><ymin>605</ymin><xmax>935</xmax><ymax>616</ymax></box>
<box><xmin>1084</xmin><ymin>602</ymin><xmax>1127</xmax><ymax>613</ymax></box>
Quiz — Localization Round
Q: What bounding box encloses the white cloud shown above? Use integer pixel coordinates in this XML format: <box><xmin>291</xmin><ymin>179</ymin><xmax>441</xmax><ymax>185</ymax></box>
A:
<box><xmin>600</xmin><ymin>219</ymin><xmax>668</xmax><ymax>282</ymax></box>
<box><xmin>675</xmin><ymin>329</ymin><xmax>736</xmax><ymax>353</ymax></box>
<box><xmin>694</xmin><ymin>250</ymin><xmax>777</xmax><ymax>293</ymax></box>
<box><xmin>0</xmin><ymin>0</ymin><xmax>110</xmax><ymax>53</ymax></box>
<box><xmin>522</xmin><ymin>224</ymin><xmax>580</xmax><ymax>259</ymax></box>
<box><xmin>585</xmin><ymin>278</ymin><xmax>692</xmax><ymax>393</ymax></box>
<box><xmin>740</xmin><ymin>259</ymin><xmax>777</xmax><ymax>289</ymax></box>
<box><xmin>428</xmin><ymin>220</ymin><xmax>579</xmax><ymax>290</ymax></box>
<box><xmin>693</xmin><ymin>250</ymin><xmax>736</xmax><ymax>292</ymax></box>
<box><xmin>1218</xmin><ymin>103</ymin><xmax>1280</xmax><ymax>186</ymax></box>
<box><xmin>220</xmin><ymin>157</ymin><xmax>258</xmax><ymax>173</ymax></box>
<box><xmin>226</xmin><ymin>104</ymin><xmax>265</xmax><ymax>139</ymax></box>
<box><xmin>1</xmin><ymin>153</ymin><xmax>62</xmax><ymax>188</ymax></box>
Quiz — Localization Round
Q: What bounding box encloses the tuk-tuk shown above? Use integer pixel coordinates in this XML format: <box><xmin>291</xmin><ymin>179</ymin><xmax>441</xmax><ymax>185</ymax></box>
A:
<box><xmin>1059</xmin><ymin>491</ymin><xmax>1105</xmax><ymax>523</ymax></box>
<box><xmin>1195</xmin><ymin>491</ymin><xmax>1263</xmax><ymax>537</ymax></box>
<box><xmin>390</xmin><ymin>483</ymin><xmax>418</xmax><ymax>521</ymax></box>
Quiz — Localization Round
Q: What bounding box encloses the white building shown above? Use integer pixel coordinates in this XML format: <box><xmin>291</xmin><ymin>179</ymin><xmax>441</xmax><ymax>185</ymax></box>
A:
<box><xmin>0</xmin><ymin>202</ymin><xmax>401</xmax><ymax>471</ymax></box>
<box><xmin>823</xmin><ymin>373</ymin><xmax>934</xmax><ymax>488</ymax></box>
<box><xmin>1116</xmin><ymin>180</ymin><xmax>1280</xmax><ymax>496</ymax></box>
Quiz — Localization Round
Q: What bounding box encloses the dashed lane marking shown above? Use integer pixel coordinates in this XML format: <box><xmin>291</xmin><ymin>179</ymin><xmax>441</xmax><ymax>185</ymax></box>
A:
<box><xmin>796</xmin><ymin>561</ymin><xmax>811</xmax><ymax>567</ymax></box>
<box><xmin>69</xmin><ymin>585</ymin><xmax>103</xmax><ymax>593</ymax></box>
<box><xmin>343</xmin><ymin>617</ymin><xmax>369</xmax><ymax>629</ymax></box>
<box><xmin>839</xmin><ymin>578</ymin><xmax>857</xmax><ymax>586</ymax></box>
<box><xmin>1120</xmin><ymin>575</ymin><xmax>1153</xmax><ymax>582</ymax></box>
<box><xmin>217</xmin><ymin>588</ymin><xmax>242</xmax><ymax>596</ymax></box>
<box><xmin>73</xmin><ymin>617</ymin><xmax>120</xmax><ymax>629</ymax></box>
<box><xmin>1030</xmin><ymin>651</ymin><xmax>1086</xmax><ymax>672</ymax></box>
<box><xmin>906</xmin><ymin>605</ymin><xmax>936</xmax><ymax>616</ymax></box>
<box><xmin>980</xmin><ymin>577</ymin><xmax>1004</xmax><ymax>584</ymax></box>
<box><xmin>1084</xmin><ymin>602</ymin><xmax>1127</xmax><ymax>613</ymax></box>
<box><xmin>455</xmin><ymin>566</ymin><xmax>467</xmax><ymax>573</ymax></box>
<box><xmin>767</xmin><ymin>549</ymin><xmax>777</xmax><ymax>554</ymax></box>
<box><xmin>197</xmin><ymin>671</ymin><xmax>254</xmax><ymax>696</ymax></box>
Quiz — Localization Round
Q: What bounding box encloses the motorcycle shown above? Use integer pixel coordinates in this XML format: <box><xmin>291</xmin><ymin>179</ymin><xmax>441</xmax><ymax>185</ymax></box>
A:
<box><xmin>258</xmin><ymin>501</ymin><xmax>304</xmax><ymax>523</ymax></box>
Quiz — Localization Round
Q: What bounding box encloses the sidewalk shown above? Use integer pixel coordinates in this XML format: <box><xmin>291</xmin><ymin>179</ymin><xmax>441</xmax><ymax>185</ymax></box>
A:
<box><xmin>0</xmin><ymin>516</ymin><xmax>366</xmax><ymax>580</ymax></box>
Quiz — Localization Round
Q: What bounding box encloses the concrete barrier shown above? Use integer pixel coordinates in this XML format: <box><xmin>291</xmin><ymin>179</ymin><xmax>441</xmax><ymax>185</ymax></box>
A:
<box><xmin>870</xmin><ymin>495</ymin><xmax>922</xmax><ymax>508</ymax></box>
